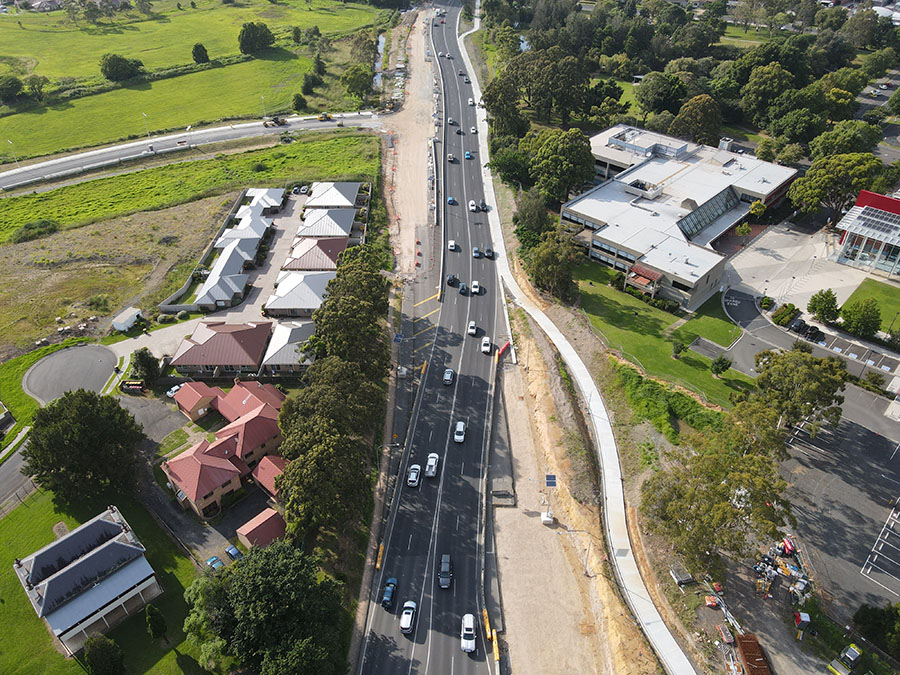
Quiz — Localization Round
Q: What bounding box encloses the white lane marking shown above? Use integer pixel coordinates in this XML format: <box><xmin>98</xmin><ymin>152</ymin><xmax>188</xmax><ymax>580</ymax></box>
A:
<box><xmin>408</xmin><ymin>534</ymin><xmax>413</xmax><ymax>550</ymax></box>
<box><xmin>456</xmin><ymin>515</ymin><xmax>460</xmax><ymax>531</ymax></box>
<box><xmin>429</xmin><ymin>429</ymin><xmax>434</xmax><ymax>442</ymax></box>
<box><xmin>460</xmin><ymin>461</ymin><xmax>465</xmax><ymax>475</ymax></box>
<box><xmin>891</xmin><ymin>442</ymin><xmax>900</xmax><ymax>461</ymax></box>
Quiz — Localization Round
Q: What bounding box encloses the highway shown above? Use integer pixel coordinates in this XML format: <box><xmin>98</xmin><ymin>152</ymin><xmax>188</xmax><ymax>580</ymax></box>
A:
<box><xmin>0</xmin><ymin>112</ymin><xmax>380</xmax><ymax>191</ymax></box>
<box><xmin>358</xmin><ymin>3</ymin><xmax>500</xmax><ymax>674</ymax></box>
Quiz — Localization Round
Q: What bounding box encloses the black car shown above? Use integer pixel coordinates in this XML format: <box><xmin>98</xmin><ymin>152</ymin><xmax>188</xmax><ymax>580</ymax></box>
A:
<box><xmin>805</xmin><ymin>326</ymin><xmax>824</xmax><ymax>342</ymax></box>
<box><xmin>456</xmin><ymin>128</ymin><xmax>462</xmax><ymax>134</ymax></box>
<box><xmin>447</xmin><ymin>273</ymin><xmax>458</xmax><ymax>286</ymax></box>
<box><xmin>439</xmin><ymin>553</ymin><xmax>453</xmax><ymax>589</ymax></box>
<box><xmin>459</xmin><ymin>282</ymin><xmax>468</xmax><ymax>295</ymax></box>
<box><xmin>479</xmin><ymin>199</ymin><xmax>487</xmax><ymax>211</ymax></box>
<box><xmin>484</xmin><ymin>247</ymin><xmax>494</xmax><ymax>259</ymax></box>
<box><xmin>789</xmin><ymin>317</ymin><xmax>807</xmax><ymax>334</ymax></box>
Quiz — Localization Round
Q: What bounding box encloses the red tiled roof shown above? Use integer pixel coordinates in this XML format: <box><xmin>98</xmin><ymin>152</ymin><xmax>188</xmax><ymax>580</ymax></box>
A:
<box><xmin>630</xmin><ymin>264</ymin><xmax>663</xmax><ymax>282</ymax></box>
<box><xmin>237</xmin><ymin>508</ymin><xmax>286</xmax><ymax>547</ymax></box>
<box><xmin>163</xmin><ymin>440</ymin><xmax>246</xmax><ymax>502</ymax></box>
<box><xmin>215</xmin><ymin>405</ymin><xmax>280</xmax><ymax>460</ymax></box>
<box><xmin>171</xmin><ymin>322</ymin><xmax>272</xmax><ymax>368</ymax></box>
<box><xmin>217</xmin><ymin>381</ymin><xmax>285</xmax><ymax>422</ymax></box>
<box><xmin>252</xmin><ymin>455</ymin><xmax>288</xmax><ymax>496</ymax></box>
<box><xmin>856</xmin><ymin>190</ymin><xmax>900</xmax><ymax>216</ymax></box>
<box><xmin>173</xmin><ymin>382</ymin><xmax>224</xmax><ymax>412</ymax></box>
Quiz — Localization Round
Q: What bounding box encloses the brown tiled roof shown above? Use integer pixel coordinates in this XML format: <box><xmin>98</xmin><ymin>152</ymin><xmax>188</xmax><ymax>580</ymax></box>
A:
<box><xmin>252</xmin><ymin>455</ymin><xmax>288</xmax><ymax>496</ymax></box>
<box><xmin>217</xmin><ymin>381</ymin><xmax>285</xmax><ymax>422</ymax></box>
<box><xmin>237</xmin><ymin>508</ymin><xmax>286</xmax><ymax>547</ymax></box>
<box><xmin>215</xmin><ymin>405</ymin><xmax>280</xmax><ymax>461</ymax></box>
<box><xmin>163</xmin><ymin>440</ymin><xmax>247</xmax><ymax>502</ymax></box>
<box><xmin>174</xmin><ymin>382</ymin><xmax>224</xmax><ymax>413</ymax></box>
<box><xmin>171</xmin><ymin>322</ymin><xmax>272</xmax><ymax>368</ymax></box>
<box><xmin>630</xmin><ymin>264</ymin><xmax>662</xmax><ymax>282</ymax></box>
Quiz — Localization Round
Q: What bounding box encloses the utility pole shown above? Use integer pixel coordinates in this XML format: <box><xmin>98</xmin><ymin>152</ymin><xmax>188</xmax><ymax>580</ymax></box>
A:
<box><xmin>7</xmin><ymin>139</ymin><xmax>18</xmax><ymax>168</ymax></box>
<box><xmin>142</xmin><ymin>112</ymin><xmax>150</xmax><ymax>138</ymax></box>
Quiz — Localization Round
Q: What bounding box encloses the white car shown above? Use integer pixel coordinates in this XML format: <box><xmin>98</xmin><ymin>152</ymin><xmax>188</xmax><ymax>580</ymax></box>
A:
<box><xmin>461</xmin><ymin>613</ymin><xmax>476</xmax><ymax>652</ymax></box>
<box><xmin>448</xmin><ymin>117</ymin><xmax>454</xmax><ymax>125</ymax></box>
<box><xmin>425</xmin><ymin>452</ymin><xmax>440</xmax><ymax>477</ymax></box>
<box><xmin>468</xmin><ymin>200</ymin><xmax>477</xmax><ymax>212</ymax></box>
<box><xmin>438</xmin><ymin>51</ymin><xmax>444</xmax><ymax>57</ymax></box>
<box><xmin>166</xmin><ymin>384</ymin><xmax>183</xmax><ymax>398</ymax></box>
<box><xmin>471</xmin><ymin>280</ymin><xmax>480</xmax><ymax>295</ymax></box>
<box><xmin>467</xmin><ymin>320</ymin><xmax>477</xmax><ymax>336</ymax></box>
<box><xmin>454</xmin><ymin>421</ymin><xmax>466</xmax><ymax>443</ymax></box>
<box><xmin>470</xmin><ymin>126</ymin><xmax>477</xmax><ymax>134</ymax></box>
<box><xmin>407</xmin><ymin>464</ymin><xmax>421</xmax><ymax>487</ymax></box>
<box><xmin>468</xmin><ymin>97</ymin><xmax>474</xmax><ymax>105</ymax></box>
<box><xmin>481</xmin><ymin>336</ymin><xmax>491</xmax><ymax>354</ymax></box>
<box><xmin>400</xmin><ymin>601</ymin><xmax>417</xmax><ymax>634</ymax></box>
<box><xmin>448</xmin><ymin>239</ymin><xmax>456</xmax><ymax>251</ymax></box>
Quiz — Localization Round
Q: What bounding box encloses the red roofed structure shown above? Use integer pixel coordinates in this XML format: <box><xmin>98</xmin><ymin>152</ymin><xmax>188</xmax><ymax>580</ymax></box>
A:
<box><xmin>834</xmin><ymin>190</ymin><xmax>900</xmax><ymax>279</ymax></box>
<box><xmin>237</xmin><ymin>508</ymin><xmax>286</xmax><ymax>548</ymax></box>
<box><xmin>252</xmin><ymin>455</ymin><xmax>287</xmax><ymax>498</ymax></box>
<box><xmin>171</xmin><ymin>322</ymin><xmax>272</xmax><ymax>377</ymax></box>
<box><xmin>173</xmin><ymin>382</ymin><xmax>225</xmax><ymax>422</ymax></box>
<box><xmin>161</xmin><ymin>440</ymin><xmax>249</xmax><ymax>517</ymax></box>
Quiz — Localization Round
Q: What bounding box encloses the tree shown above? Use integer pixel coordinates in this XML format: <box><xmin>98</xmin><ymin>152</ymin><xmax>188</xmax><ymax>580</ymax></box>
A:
<box><xmin>313</xmin><ymin>52</ymin><xmax>326</xmax><ymax>76</ymax></box>
<box><xmin>525</xmin><ymin>228</ymin><xmax>582</xmax><ymax>300</ymax></box>
<box><xmin>816</xmin><ymin>6</ymin><xmax>849</xmax><ymax>31</ymax></box>
<box><xmin>740</xmin><ymin>62</ymin><xmax>794</xmax><ymax>127</ymax></box>
<box><xmin>183</xmin><ymin>540</ymin><xmax>347</xmax><ymax>674</ymax></box>
<box><xmin>667</xmin><ymin>94</ymin><xmax>722</xmax><ymax>145</ymax></box>
<box><xmin>672</xmin><ymin>341</ymin><xmax>686</xmax><ymax>359</ymax></box>
<box><xmin>493</xmin><ymin>24</ymin><xmax>521</xmax><ymax>63</ymax></box>
<box><xmin>292</xmin><ymin>92</ymin><xmax>307</xmax><ymax>112</ymax></box>
<box><xmin>788</xmin><ymin>153</ymin><xmax>887</xmax><ymax>224</ymax></box>
<box><xmin>24</xmin><ymin>74</ymin><xmax>49</xmax><ymax>102</ymax></box>
<box><xmin>807</xmin><ymin>288</ymin><xmax>839</xmax><ymax>322</ymax></box>
<box><xmin>82</xmin><ymin>1</ymin><xmax>103</xmax><ymax>23</ymax></box>
<box><xmin>292</xmin><ymin>26</ymin><xmax>302</xmax><ymax>43</ymax></box>
<box><xmin>349</xmin><ymin>29</ymin><xmax>376</xmax><ymax>64</ymax></box>
<box><xmin>519</xmin><ymin>128</ymin><xmax>594</xmax><ymax>203</ymax></box>
<box><xmin>0</xmin><ymin>75</ymin><xmax>23</xmax><ymax>104</ymax></box>
<box><xmin>135</xmin><ymin>0</ymin><xmax>153</xmax><ymax>14</ymax></box>
<box><xmin>83</xmin><ymin>635</ymin><xmax>125</xmax><ymax>675</ymax></box>
<box><xmin>755</xmin><ymin>136</ymin><xmax>778</xmax><ymax>162</ymax></box>
<box><xmin>99</xmin><ymin>53</ymin><xmax>143</xmax><ymax>81</ymax></box>
<box><xmin>754</xmin><ymin>348</ymin><xmax>847</xmax><ymax>434</ymax></box>
<box><xmin>839</xmin><ymin>8</ymin><xmax>884</xmax><ymax>49</ymax></box>
<box><xmin>482</xmin><ymin>74</ymin><xmax>529</xmax><ymax>137</ymax></box>
<box><xmin>710</xmin><ymin>354</ymin><xmax>732</xmax><ymax>377</ymax></box>
<box><xmin>809</xmin><ymin>120</ymin><xmax>883</xmax><ymax>162</ymax></box>
<box><xmin>863</xmin><ymin>47</ymin><xmax>898</xmax><ymax>79</ymax></box>
<box><xmin>823</xmin><ymin>87</ymin><xmax>858</xmax><ymax>122</ymax></box>
<box><xmin>512</xmin><ymin>189</ymin><xmax>553</xmax><ymax>250</ymax></box>
<box><xmin>146</xmin><ymin>604</ymin><xmax>167</xmax><ymax>642</ymax></box>
<box><xmin>340</xmin><ymin>63</ymin><xmax>373</xmax><ymax>101</ymax></box>
<box><xmin>238</xmin><ymin>22</ymin><xmax>275</xmax><ymax>54</ymax></box>
<box><xmin>776</xmin><ymin>143</ymin><xmax>804</xmax><ymax>166</ymax></box>
<box><xmin>21</xmin><ymin>389</ymin><xmax>143</xmax><ymax>501</ymax></box>
<box><xmin>633</xmin><ymin>71</ymin><xmax>687</xmax><ymax>116</ymax></box>
<box><xmin>487</xmin><ymin>147</ymin><xmax>531</xmax><ymax>188</ymax></box>
<box><xmin>736</xmin><ymin>221</ymin><xmax>752</xmax><ymax>247</ymax></box>
<box><xmin>62</xmin><ymin>0</ymin><xmax>79</xmax><ymax>22</ymax></box>
<box><xmin>131</xmin><ymin>347</ymin><xmax>160</xmax><ymax>383</ymax></box>
<box><xmin>841</xmin><ymin>297</ymin><xmax>882</xmax><ymax>339</ymax></box>
<box><xmin>192</xmin><ymin>42</ymin><xmax>209</xmax><ymax>64</ymax></box>
<box><xmin>749</xmin><ymin>200</ymin><xmax>766</xmax><ymax>218</ymax></box>
<box><xmin>768</xmin><ymin>108</ymin><xmax>826</xmax><ymax>145</ymax></box>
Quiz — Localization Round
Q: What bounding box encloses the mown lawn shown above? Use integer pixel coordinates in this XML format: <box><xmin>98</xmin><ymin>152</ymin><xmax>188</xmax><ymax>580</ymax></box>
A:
<box><xmin>843</xmin><ymin>278</ymin><xmax>900</xmax><ymax>332</ymax></box>
<box><xmin>0</xmin><ymin>489</ymin><xmax>201</xmax><ymax>674</ymax></box>
<box><xmin>718</xmin><ymin>23</ymin><xmax>785</xmax><ymax>47</ymax></box>
<box><xmin>0</xmin><ymin>131</ymin><xmax>379</xmax><ymax>240</ymax></box>
<box><xmin>576</xmin><ymin>263</ymin><xmax>754</xmax><ymax>408</ymax></box>
<box><xmin>673</xmin><ymin>293</ymin><xmax>742</xmax><ymax>348</ymax></box>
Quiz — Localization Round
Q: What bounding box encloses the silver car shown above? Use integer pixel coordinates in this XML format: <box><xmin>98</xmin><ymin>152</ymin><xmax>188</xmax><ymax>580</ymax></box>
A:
<box><xmin>425</xmin><ymin>452</ymin><xmax>440</xmax><ymax>477</ymax></box>
<box><xmin>407</xmin><ymin>464</ymin><xmax>421</xmax><ymax>487</ymax></box>
<box><xmin>400</xmin><ymin>601</ymin><xmax>417</xmax><ymax>634</ymax></box>
<box><xmin>461</xmin><ymin>613</ymin><xmax>476</xmax><ymax>652</ymax></box>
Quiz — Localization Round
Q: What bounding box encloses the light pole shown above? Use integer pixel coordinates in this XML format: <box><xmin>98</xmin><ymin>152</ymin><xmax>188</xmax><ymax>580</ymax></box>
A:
<box><xmin>261</xmin><ymin>95</ymin><xmax>266</xmax><ymax>119</ymax></box>
<box><xmin>141</xmin><ymin>112</ymin><xmax>150</xmax><ymax>138</ymax></box>
<box><xmin>7</xmin><ymin>139</ymin><xmax>18</xmax><ymax>168</ymax></box>
<box><xmin>890</xmin><ymin>311</ymin><xmax>900</xmax><ymax>334</ymax></box>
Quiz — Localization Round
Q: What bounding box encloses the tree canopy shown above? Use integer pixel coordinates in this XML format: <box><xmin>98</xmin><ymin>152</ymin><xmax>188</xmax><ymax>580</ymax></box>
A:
<box><xmin>341</xmin><ymin>63</ymin><xmax>373</xmax><ymax>102</ymax></box>
<box><xmin>83</xmin><ymin>635</ymin><xmax>125</xmax><ymax>675</ymax></box>
<box><xmin>238</xmin><ymin>22</ymin><xmax>275</xmax><ymax>54</ymax></box>
<box><xmin>808</xmin><ymin>120</ymin><xmax>883</xmax><ymax>162</ymax></box>
<box><xmin>788</xmin><ymin>153</ymin><xmax>888</xmax><ymax>223</ymax></box>
<box><xmin>99</xmin><ymin>53</ymin><xmax>143</xmax><ymax>81</ymax></box>
<box><xmin>667</xmin><ymin>94</ymin><xmax>722</xmax><ymax>145</ymax></box>
<box><xmin>841</xmin><ymin>297</ymin><xmax>882</xmax><ymax>339</ymax></box>
<box><xmin>807</xmin><ymin>288</ymin><xmax>839</xmax><ymax>322</ymax></box>
<box><xmin>519</xmin><ymin>128</ymin><xmax>594</xmax><ymax>203</ymax></box>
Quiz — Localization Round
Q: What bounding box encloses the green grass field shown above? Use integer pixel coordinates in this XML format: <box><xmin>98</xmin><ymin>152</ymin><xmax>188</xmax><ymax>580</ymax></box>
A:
<box><xmin>718</xmin><ymin>23</ymin><xmax>785</xmax><ymax>47</ymax></box>
<box><xmin>0</xmin><ymin>0</ymin><xmax>376</xmax><ymax>79</ymax></box>
<box><xmin>0</xmin><ymin>490</ymin><xmax>201</xmax><ymax>673</ymax></box>
<box><xmin>673</xmin><ymin>293</ymin><xmax>742</xmax><ymax>348</ymax></box>
<box><xmin>0</xmin><ymin>131</ymin><xmax>379</xmax><ymax>240</ymax></box>
<box><xmin>843</xmin><ymin>278</ymin><xmax>900</xmax><ymax>332</ymax></box>
<box><xmin>576</xmin><ymin>263</ymin><xmax>754</xmax><ymax>408</ymax></box>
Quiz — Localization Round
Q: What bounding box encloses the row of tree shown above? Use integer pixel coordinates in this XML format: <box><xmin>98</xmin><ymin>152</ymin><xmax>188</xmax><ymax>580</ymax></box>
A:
<box><xmin>807</xmin><ymin>288</ymin><xmax>887</xmax><ymax>342</ymax></box>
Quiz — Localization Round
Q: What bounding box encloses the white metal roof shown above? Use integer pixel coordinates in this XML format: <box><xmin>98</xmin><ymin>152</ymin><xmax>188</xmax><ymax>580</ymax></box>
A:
<box><xmin>305</xmin><ymin>182</ymin><xmax>361</xmax><ymax>209</ymax></box>
<box><xmin>262</xmin><ymin>320</ymin><xmax>317</xmax><ymax>366</ymax></box>
<box><xmin>265</xmin><ymin>271</ymin><xmax>335</xmax><ymax>311</ymax></box>
<box><xmin>295</xmin><ymin>208</ymin><xmax>356</xmax><ymax>239</ymax></box>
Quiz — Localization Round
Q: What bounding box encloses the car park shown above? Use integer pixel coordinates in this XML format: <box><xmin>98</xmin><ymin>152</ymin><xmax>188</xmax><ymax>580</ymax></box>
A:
<box><xmin>447</xmin><ymin>273</ymin><xmax>458</xmax><ymax>286</ymax></box>
<box><xmin>459</xmin><ymin>282</ymin><xmax>468</xmax><ymax>295</ymax></box>
<box><xmin>481</xmin><ymin>336</ymin><xmax>491</xmax><ymax>354</ymax></box>
<box><xmin>468</xmin><ymin>200</ymin><xmax>478</xmax><ymax>212</ymax></box>
<box><xmin>225</xmin><ymin>545</ymin><xmax>243</xmax><ymax>561</ymax></box>
<box><xmin>426</xmin><ymin>453</ymin><xmax>440</xmax><ymax>477</ymax></box>
<box><xmin>484</xmin><ymin>247</ymin><xmax>493</xmax><ymax>259</ymax></box>
<box><xmin>464</xmin><ymin>151</ymin><xmax>472</xmax><ymax>159</ymax></box>
<box><xmin>472</xmin><ymin>280</ymin><xmax>481</xmax><ymax>295</ymax></box>
<box><xmin>206</xmin><ymin>555</ymin><xmax>225</xmax><ymax>570</ymax></box>
<box><xmin>400</xmin><ymin>601</ymin><xmax>417</xmax><ymax>634</ymax></box>
<box><xmin>467</xmin><ymin>320</ymin><xmax>477</xmax><ymax>336</ymax></box>
<box><xmin>439</xmin><ymin>553</ymin><xmax>453</xmax><ymax>588</ymax></box>
<box><xmin>407</xmin><ymin>464</ymin><xmax>421</xmax><ymax>487</ymax></box>
<box><xmin>472</xmin><ymin>246</ymin><xmax>480</xmax><ymax>258</ymax></box>
<box><xmin>166</xmin><ymin>383</ymin><xmax>183</xmax><ymax>398</ymax></box>
<box><xmin>454</xmin><ymin>421</ymin><xmax>466</xmax><ymax>443</ymax></box>
<box><xmin>382</xmin><ymin>578</ymin><xmax>398</xmax><ymax>609</ymax></box>
<box><xmin>461</xmin><ymin>613</ymin><xmax>476</xmax><ymax>652</ymax></box>
<box><xmin>443</xmin><ymin>368</ymin><xmax>455</xmax><ymax>385</ymax></box>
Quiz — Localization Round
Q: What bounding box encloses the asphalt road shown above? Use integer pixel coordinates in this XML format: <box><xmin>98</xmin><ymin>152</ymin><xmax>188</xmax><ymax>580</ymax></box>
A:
<box><xmin>0</xmin><ymin>112</ymin><xmax>381</xmax><ymax>191</ymax></box>
<box><xmin>358</xmin><ymin>5</ymin><xmax>500</xmax><ymax>674</ymax></box>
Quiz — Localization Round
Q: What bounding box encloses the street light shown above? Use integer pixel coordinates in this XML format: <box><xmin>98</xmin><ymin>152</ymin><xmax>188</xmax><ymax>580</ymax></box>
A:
<box><xmin>261</xmin><ymin>95</ymin><xmax>266</xmax><ymax>119</ymax></box>
<box><xmin>890</xmin><ymin>311</ymin><xmax>900</xmax><ymax>334</ymax></box>
<box><xmin>7</xmin><ymin>139</ymin><xmax>18</xmax><ymax>168</ymax></box>
<box><xmin>141</xmin><ymin>112</ymin><xmax>150</xmax><ymax>138</ymax></box>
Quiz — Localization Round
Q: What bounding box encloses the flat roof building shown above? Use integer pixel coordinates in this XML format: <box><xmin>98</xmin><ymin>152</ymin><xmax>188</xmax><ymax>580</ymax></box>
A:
<box><xmin>563</xmin><ymin>125</ymin><xmax>797</xmax><ymax>310</ymax></box>
<box><xmin>834</xmin><ymin>190</ymin><xmax>900</xmax><ymax>280</ymax></box>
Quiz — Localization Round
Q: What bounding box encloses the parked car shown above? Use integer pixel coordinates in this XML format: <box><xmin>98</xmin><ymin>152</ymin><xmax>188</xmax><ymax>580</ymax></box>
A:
<box><xmin>789</xmin><ymin>317</ymin><xmax>807</xmax><ymax>334</ymax></box>
<box><xmin>439</xmin><ymin>553</ymin><xmax>453</xmax><ymax>588</ymax></box>
<box><xmin>459</xmin><ymin>282</ymin><xmax>468</xmax><ymax>295</ymax></box>
<box><xmin>225</xmin><ymin>545</ymin><xmax>243</xmax><ymax>561</ymax></box>
<box><xmin>382</xmin><ymin>578</ymin><xmax>398</xmax><ymax>609</ymax></box>
<box><xmin>443</xmin><ymin>368</ymin><xmax>455</xmax><ymax>385</ymax></box>
<box><xmin>400</xmin><ymin>601</ymin><xmax>418</xmax><ymax>634</ymax></box>
<box><xmin>300</xmin><ymin>184</ymin><xmax>309</xmax><ymax>194</ymax></box>
<box><xmin>481</xmin><ymin>336</ymin><xmax>492</xmax><ymax>354</ymax></box>
<box><xmin>407</xmin><ymin>464</ymin><xmax>421</xmax><ymax>487</ymax></box>
<box><xmin>472</xmin><ymin>280</ymin><xmax>481</xmax><ymax>295</ymax></box>
<box><xmin>461</xmin><ymin>613</ymin><xmax>476</xmax><ymax>652</ymax></box>
<box><xmin>454</xmin><ymin>421</ymin><xmax>466</xmax><ymax>443</ymax></box>
<box><xmin>425</xmin><ymin>453</ymin><xmax>440</xmax><ymax>478</ymax></box>
<box><xmin>467</xmin><ymin>320</ymin><xmax>477</xmax><ymax>336</ymax></box>
<box><xmin>206</xmin><ymin>556</ymin><xmax>225</xmax><ymax>570</ymax></box>
<box><xmin>166</xmin><ymin>383</ymin><xmax>183</xmax><ymax>398</ymax></box>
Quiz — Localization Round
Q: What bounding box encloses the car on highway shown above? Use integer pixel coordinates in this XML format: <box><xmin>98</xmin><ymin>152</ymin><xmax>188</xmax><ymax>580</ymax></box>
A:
<box><xmin>447</xmin><ymin>273</ymin><xmax>458</xmax><ymax>286</ymax></box>
<box><xmin>448</xmin><ymin>117</ymin><xmax>455</xmax><ymax>125</ymax></box>
<box><xmin>407</xmin><ymin>464</ymin><xmax>421</xmax><ymax>487</ymax></box>
<box><xmin>438</xmin><ymin>51</ymin><xmax>444</xmax><ymax>57</ymax></box>
<box><xmin>472</xmin><ymin>280</ymin><xmax>481</xmax><ymax>295</ymax></box>
<box><xmin>448</xmin><ymin>153</ymin><xmax>455</xmax><ymax>162</ymax></box>
<box><xmin>464</xmin><ymin>76</ymin><xmax>470</xmax><ymax>83</ymax></box>
<box><xmin>480</xmin><ymin>199</ymin><xmax>487</xmax><ymax>211</ymax></box>
<box><xmin>454</xmin><ymin>421</ymin><xmax>466</xmax><ymax>443</ymax></box>
<box><xmin>458</xmin><ymin>69</ymin><xmax>464</xmax><ymax>75</ymax></box>
<box><xmin>446</xmin><ymin>53</ymin><xmax>453</xmax><ymax>59</ymax></box>
<box><xmin>381</xmin><ymin>578</ymin><xmax>398</xmax><ymax>609</ymax></box>
<box><xmin>439</xmin><ymin>553</ymin><xmax>453</xmax><ymax>588</ymax></box>
<box><xmin>448</xmin><ymin>239</ymin><xmax>457</xmax><ymax>251</ymax></box>
<box><xmin>459</xmin><ymin>282</ymin><xmax>468</xmax><ymax>295</ymax></box>
<box><xmin>467</xmin><ymin>320</ymin><xmax>477</xmax><ymax>336</ymax></box>
<box><xmin>468</xmin><ymin>200</ymin><xmax>478</xmax><ymax>212</ymax></box>
<box><xmin>456</xmin><ymin>128</ymin><xmax>463</xmax><ymax>134</ymax></box>
<box><xmin>468</xmin><ymin>97</ymin><xmax>475</xmax><ymax>105</ymax></box>
<box><xmin>425</xmin><ymin>453</ymin><xmax>440</xmax><ymax>477</ymax></box>
<box><xmin>461</xmin><ymin>613</ymin><xmax>476</xmax><ymax>652</ymax></box>
<box><xmin>465</xmin><ymin>150</ymin><xmax>472</xmax><ymax>159</ymax></box>
<box><xmin>473</xmin><ymin>246</ymin><xmax>480</xmax><ymax>258</ymax></box>
<box><xmin>470</xmin><ymin>126</ymin><xmax>477</xmax><ymax>134</ymax></box>
<box><xmin>443</xmin><ymin>368</ymin><xmax>455</xmax><ymax>385</ymax></box>
<box><xmin>166</xmin><ymin>383</ymin><xmax>183</xmax><ymax>398</ymax></box>
<box><xmin>485</xmin><ymin>247</ymin><xmax>494</xmax><ymax>259</ymax></box>
<box><xmin>400</xmin><ymin>601</ymin><xmax>417</xmax><ymax>634</ymax></box>
<box><xmin>225</xmin><ymin>545</ymin><xmax>243</xmax><ymax>561</ymax></box>
<box><xmin>206</xmin><ymin>555</ymin><xmax>225</xmax><ymax>570</ymax></box>
<box><xmin>448</xmin><ymin>196</ymin><xmax>456</xmax><ymax>205</ymax></box>
<box><xmin>481</xmin><ymin>336</ymin><xmax>492</xmax><ymax>354</ymax></box>
<box><xmin>441</xmin><ymin>18</ymin><xmax>445</xmax><ymax>23</ymax></box>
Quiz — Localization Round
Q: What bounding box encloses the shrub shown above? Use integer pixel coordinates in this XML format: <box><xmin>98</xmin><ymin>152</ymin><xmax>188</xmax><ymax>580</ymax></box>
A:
<box><xmin>292</xmin><ymin>93</ymin><xmax>307</xmax><ymax>112</ymax></box>
<box><xmin>157</xmin><ymin>313</ymin><xmax>176</xmax><ymax>324</ymax></box>
<box><xmin>771</xmin><ymin>303</ymin><xmax>798</xmax><ymax>326</ymax></box>
<box><xmin>99</xmin><ymin>53</ymin><xmax>144</xmax><ymax>82</ymax></box>
<box><xmin>10</xmin><ymin>219</ymin><xmax>59</xmax><ymax>243</ymax></box>
<box><xmin>86</xmin><ymin>294</ymin><xmax>111</xmax><ymax>313</ymax></box>
<box><xmin>176</xmin><ymin>310</ymin><xmax>189</xmax><ymax>320</ymax></box>
<box><xmin>759</xmin><ymin>296</ymin><xmax>773</xmax><ymax>310</ymax></box>
<box><xmin>251</xmin><ymin>162</ymin><xmax>267</xmax><ymax>172</ymax></box>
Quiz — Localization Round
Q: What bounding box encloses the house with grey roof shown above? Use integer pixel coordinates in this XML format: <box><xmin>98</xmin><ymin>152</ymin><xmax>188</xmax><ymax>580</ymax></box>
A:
<box><xmin>14</xmin><ymin>506</ymin><xmax>162</xmax><ymax>656</ymax></box>
<box><xmin>261</xmin><ymin>321</ymin><xmax>316</xmax><ymax>375</ymax></box>
<box><xmin>305</xmin><ymin>182</ymin><xmax>367</xmax><ymax>209</ymax></box>
<box><xmin>295</xmin><ymin>208</ymin><xmax>358</xmax><ymax>240</ymax></box>
<box><xmin>194</xmin><ymin>239</ymin><xmax>252</xmax><ymax>311</ymax></box>
<box><xmin>283</xmin><ymin>236</ymin><xmax>348</xmax><ymax>271</ymax></box>
<box><xmin>263</xmin><ymin>271</ymin><xmax>334</xmax><ymax>318</ymax></box>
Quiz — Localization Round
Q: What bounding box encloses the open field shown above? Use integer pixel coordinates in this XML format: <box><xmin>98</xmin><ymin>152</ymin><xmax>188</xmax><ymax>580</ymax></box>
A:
<box><xmin>673</xmin><ymin>293</ymin><xmax>743</xmax><ymax>348</ymax></box>
<box><xmin>843</xmin><ymin>278</ymin><xmax>900</xmax><ymax>332</ymax></box>
<box><xmin>0</xmin><ymin>0</ymin><xmax>376</xmax><ymax>80</ymax></box>
<box><xmin>718</xmin><ymin>23</ymin><xmax>784</xmax><ymax>47</ymax></box>
<box><xmin>575</xmin><ymin>263</ymin><xmax>754</xmax><ymax>408</ymax></box>
<box><xmin>0</xmin><ymin>131</ymin><xmax>379</xmax><ymax>239</ymax></box>
<box><xmin>0</xmin><ymin>489</ymin><xmax>201</xmax><ymax>673</ymax></box>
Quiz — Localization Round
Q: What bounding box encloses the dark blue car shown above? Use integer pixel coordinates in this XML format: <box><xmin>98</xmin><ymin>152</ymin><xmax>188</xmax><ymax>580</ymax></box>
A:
<box><xmin>382</xmin><ymin>577</ymin><xmax>398</xmax><ymax>609</ymax></box>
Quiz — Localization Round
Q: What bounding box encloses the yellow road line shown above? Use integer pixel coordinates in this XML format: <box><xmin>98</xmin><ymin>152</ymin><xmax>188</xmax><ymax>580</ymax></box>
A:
<box><xmin>414</xmin><ymin>292</ymin><xmax>440</xmax><ymax>307</ymax></box>
<box><xmin>413</xmin><ymin>342</ymin><xmax>432</xmax><ymax>353</ymax></box>
<box><xmin>413</xmin><ymin>324</ymin><xmax>436</xmax><ymax>338</ymax></box>
<box><xmin>414</xmin><ymin>307</ymin><xmax>441</xmax><ymax>323</ymax></box>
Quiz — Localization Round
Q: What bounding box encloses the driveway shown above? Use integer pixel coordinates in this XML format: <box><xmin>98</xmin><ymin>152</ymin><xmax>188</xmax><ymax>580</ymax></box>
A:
<box><xmin>22</xmin><ymin>343</ymin><xmax>116</xmax><ymax>404</ymax></box>
<box><xmin>115</xmin><ymin>393</ymin><xmax>185</xmax><ymax>444</ymax></box>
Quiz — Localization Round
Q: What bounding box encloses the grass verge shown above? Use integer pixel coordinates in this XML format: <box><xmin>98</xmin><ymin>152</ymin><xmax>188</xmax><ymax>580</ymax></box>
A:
<box><xmin>673</xmin><ymin>293</ymin><xmax>742</xmax><ymax>348</ymax></box>
<box><xmin>843</xmin><ymin>278</ymin><xmax>900</xmax><ymax>332</ymax></box>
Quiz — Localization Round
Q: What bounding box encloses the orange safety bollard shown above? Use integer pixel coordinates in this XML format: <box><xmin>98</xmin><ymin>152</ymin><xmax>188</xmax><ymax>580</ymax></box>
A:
<box><xmin>376</xmin><ymin>543</ymin><xmax>384</xmax><ymax>570</ymax></box>
<box><xmin>492</xmin><ymin>630</ymin><xmax>499</xmax><ymax>661</ymax></box>
<box><xmin>483</xmin><ymin>609</ymin><xmax>491</xmax><ymax>638</ymax></box>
